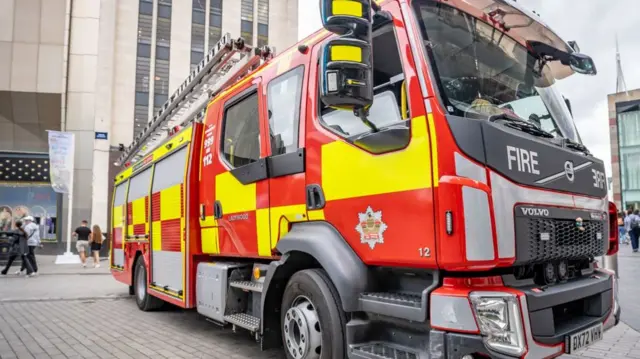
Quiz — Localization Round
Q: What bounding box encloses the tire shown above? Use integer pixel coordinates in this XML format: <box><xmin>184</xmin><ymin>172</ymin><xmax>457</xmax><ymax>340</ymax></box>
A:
<box><xmin>133</xmin><ymin>257</ymin><xmax>164</xmax><ymax>311</ymax></box>
<box><xmin>281</xmin><ymin>269</ymin><xmax>347</xmax><ymax>359</ymax></box>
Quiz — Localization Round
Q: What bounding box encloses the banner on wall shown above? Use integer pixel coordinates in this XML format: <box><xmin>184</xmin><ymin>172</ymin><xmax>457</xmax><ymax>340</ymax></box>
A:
<box><xmin>47</xmin><ymin>131</ymin><xmax>75</xmax><ymax>194</ymax></box>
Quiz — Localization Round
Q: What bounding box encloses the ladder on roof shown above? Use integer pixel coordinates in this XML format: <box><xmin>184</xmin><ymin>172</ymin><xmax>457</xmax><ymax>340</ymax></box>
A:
<box><xmin>117</xmin><ymin>33</ymin><xmax>275</xmax><ymax>166</ymax></box>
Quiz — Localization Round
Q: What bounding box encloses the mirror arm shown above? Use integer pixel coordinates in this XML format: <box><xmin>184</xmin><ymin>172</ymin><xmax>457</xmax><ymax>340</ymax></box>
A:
<box><xmin>355</xmin><ymin>107</ymin><xmax>378</xmax><ymax>133</ymax></box>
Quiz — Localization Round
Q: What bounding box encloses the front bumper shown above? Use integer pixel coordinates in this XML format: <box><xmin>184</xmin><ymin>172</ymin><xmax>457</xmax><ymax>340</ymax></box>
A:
<box><xmin>430</xmin><ymin>269</ymin><xmax>619</xmax><ymax>359</ymax></box>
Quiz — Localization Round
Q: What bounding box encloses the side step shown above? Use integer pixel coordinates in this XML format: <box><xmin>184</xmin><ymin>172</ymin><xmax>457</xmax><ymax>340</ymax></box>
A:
<box><xmin>349</xmin><ymin>342</ymin><xmax>419</xmax><ymax>359</ymax></box>
<box><xmin>359</xmin><ymin>292</ymin><xmax>427</xmax><ymax>322</ymax></box>
<box><xmin>230</xmin><ymin>280</ymin><xmax>263</xmax><ymax>293</ymax></box>
<box><xmin>224</xmin><ymin>313</ymin><xmax>260</xmax><ymax>332</ymax></box>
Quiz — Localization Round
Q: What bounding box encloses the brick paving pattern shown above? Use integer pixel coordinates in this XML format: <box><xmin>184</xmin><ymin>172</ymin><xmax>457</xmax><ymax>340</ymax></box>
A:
<box><xmin>1</xmin><ymin>254</ymin><xmax>639</xmax><ymax>359</ymax></box>
<box><xmin>0</xmin><ymin>298</ymin><xmax>283</xmax><ymax>359</ymax></box>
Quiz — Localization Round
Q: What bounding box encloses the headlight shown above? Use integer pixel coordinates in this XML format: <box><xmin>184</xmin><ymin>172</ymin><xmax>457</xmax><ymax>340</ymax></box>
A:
<box><xmin>470</xmin><ymin>292</ymin><xmax>525</xmax><ymax>356</ymax></box>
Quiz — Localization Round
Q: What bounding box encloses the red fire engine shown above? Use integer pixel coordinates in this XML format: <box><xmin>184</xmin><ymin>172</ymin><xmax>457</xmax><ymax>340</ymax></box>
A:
<box><xmin>111</xmin><ymin>1</ymin><xmax>620</xmax><ymax>358</ymax></box>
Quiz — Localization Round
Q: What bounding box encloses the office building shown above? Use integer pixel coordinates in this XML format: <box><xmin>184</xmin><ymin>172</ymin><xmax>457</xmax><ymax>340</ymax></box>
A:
<box><xmin>0</xmin><ymin>0</ymin><xmax>298</xmax><ymax>252</ymax></box>
<box><xmin>609</xmin><ymin>89</ymin><xmax>640</xmax><ymax>211</ymax></box>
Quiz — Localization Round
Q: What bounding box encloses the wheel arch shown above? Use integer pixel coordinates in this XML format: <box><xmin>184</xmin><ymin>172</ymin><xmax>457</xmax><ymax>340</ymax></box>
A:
<box><xmin>260</xmin><ymin>221</ymin><xmax>370</xmax><ymax>348</ymax></box>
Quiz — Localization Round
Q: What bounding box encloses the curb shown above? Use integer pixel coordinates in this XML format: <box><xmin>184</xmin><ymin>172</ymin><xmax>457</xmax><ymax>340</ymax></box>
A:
<box><xmin>0</xmin><ymin>295</ymin><xmax>131</xmax><ymax>303</ymax></box>
<box><xmin>0</xmin><ymin>272</ymin><xmax>111</xmax><ymax>277</ymax></box>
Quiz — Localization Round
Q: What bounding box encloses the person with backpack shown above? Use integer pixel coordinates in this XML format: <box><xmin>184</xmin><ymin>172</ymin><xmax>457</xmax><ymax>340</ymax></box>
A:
<box><xmin>0</xmin><ymin>220</ymin><xmax>36</xmax><ymax>277</ymax></box>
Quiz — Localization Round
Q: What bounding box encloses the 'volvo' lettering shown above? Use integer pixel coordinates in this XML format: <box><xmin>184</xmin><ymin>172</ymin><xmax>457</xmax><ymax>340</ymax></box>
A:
<box><xmin>521</xmin><ymin>207</ymin><xmax>550</xmax><ymax>217</ymax></box>
<box><xmin>507</xmin><ymin>146</ymin><xmax>540</xmax><ymax>175</ymax></box>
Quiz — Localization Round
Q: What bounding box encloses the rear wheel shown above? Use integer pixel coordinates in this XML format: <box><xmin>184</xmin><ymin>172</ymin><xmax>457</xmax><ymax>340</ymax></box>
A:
<box><xmin>281</xmin><ymin>269</ymin><xmax>347</xmax><ymax>359</ymax></box>
<box><xmin>133</xmin><ymin>257</ymin><xmax>163</xmax><ymax>311</ymax></box>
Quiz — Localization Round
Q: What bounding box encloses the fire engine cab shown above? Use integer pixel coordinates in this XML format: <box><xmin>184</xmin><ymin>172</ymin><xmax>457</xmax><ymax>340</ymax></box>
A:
<box><xmin>111</xmin><ymin>0</ymin><xmax>620</xmax><ymax>358</ymax></box>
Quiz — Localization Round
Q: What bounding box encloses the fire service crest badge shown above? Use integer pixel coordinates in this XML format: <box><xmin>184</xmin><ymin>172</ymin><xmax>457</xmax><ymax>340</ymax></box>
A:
<box><xmin>356</xmin><ymin>206</ymin><xmax>388</xmax><ymax>249</ymax></box>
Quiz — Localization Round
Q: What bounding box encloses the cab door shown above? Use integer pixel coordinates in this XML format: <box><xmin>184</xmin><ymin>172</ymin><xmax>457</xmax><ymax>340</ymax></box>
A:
<box><xmin>263</xmin><ymin>64</ymin><xmax>309</xmax><ymax>254</ymax></box>
<box><xmin>210</xmin><ymin>78</ymin><xmax>270</xmax><ymax>257</ymax></box>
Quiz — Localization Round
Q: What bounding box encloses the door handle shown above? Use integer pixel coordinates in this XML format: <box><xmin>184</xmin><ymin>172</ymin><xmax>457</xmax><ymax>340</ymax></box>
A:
<box><xmin>214</xmin><ymin>201</ymin><xmax>223</xmax><ymax>219</ymax></box>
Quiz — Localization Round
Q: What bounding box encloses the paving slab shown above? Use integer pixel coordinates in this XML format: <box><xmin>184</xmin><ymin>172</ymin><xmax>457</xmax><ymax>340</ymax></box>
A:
<box><xmin>0</xmin><ymin>252</ymin><xmax>638</xmax><ymax>358</ymax></box>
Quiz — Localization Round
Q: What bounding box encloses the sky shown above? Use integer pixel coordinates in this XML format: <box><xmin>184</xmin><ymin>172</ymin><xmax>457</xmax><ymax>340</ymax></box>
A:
<box><xmin>297</xmin><ymin>1</ymin><xmax>639</xmax><ymax>179</ymax></box>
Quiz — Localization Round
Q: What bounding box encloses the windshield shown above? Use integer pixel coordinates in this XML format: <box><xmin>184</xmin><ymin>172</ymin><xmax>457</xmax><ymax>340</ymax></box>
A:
<box><xmin>412</xmin><ymin>0</ymin><xmax>581</xmax><ymax>143</ymax></box>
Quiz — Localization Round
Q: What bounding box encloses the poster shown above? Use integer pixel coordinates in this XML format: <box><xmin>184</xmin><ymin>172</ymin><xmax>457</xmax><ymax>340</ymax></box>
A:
<box><xmin>47</xmin><ymin>131</ymin><xmax>75</xmax><ymax>194</ymax></box>
<box><xmin>0</xmin><ymin>186</ymin><xmax>58</xmax><ymax>241</ymax></box>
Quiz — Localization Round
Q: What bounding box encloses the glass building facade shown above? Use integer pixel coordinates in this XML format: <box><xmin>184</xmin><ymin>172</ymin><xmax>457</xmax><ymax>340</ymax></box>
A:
<box><xmin>616</xmin><ymin>103</ymin><xmax>640</xmax><ymax>210</ymax></box>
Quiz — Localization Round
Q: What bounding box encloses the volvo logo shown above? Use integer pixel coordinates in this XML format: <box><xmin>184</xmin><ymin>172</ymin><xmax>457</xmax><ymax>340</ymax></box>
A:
<box><xmin>521</xmin><ymin>207</ymin><xmax>550</xmax><ymax>217</ymax></box>
<box><xmin>564</xmin><ymin>161</ymin><xmax>575</xmax><ymax>182</ymax></box>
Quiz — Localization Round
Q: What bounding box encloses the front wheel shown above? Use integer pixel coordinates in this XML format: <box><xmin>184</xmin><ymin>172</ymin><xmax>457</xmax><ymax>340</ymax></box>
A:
<box><xmin>133</xmin><ymin>257</ymin><xmax>164</xmax><ymax>311</ymax></box>
<box><xmin>281</xmin><ymin>269</ymin><xmax>347</xmax><ymax>359</ymax></box>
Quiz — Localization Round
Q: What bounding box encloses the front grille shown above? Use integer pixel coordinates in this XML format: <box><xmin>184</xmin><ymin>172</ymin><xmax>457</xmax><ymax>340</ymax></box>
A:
<box><xmin>515</xmin><ymin>218</ymin><xmax>607</xmax><ymax>265</ymax></box>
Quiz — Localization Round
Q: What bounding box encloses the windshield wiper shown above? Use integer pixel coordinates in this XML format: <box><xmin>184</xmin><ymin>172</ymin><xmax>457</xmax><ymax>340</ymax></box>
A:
<box><xmin>488</xmin><ymin>113</ymin><xmax>555</xmax><ymax>139</ymax></box>
<box><xmin>563</xmin><ymin>138</ymin><xmax>591</xmax><ymax>156</ymax></box>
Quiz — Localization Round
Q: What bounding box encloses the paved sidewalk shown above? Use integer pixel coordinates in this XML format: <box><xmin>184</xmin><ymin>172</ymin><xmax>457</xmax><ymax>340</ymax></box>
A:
<box><xmin>0</xmin><ymin>253</ymin><xmax>639</xmax><ymax>358</ymax></box>
<box><xmin>563</xmin><ymin>322</ymin><xmax>640</xmax><ymax>359</ymax></box>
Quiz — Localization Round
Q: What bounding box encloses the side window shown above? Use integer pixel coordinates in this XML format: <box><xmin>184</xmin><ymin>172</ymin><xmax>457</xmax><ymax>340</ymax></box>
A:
<box><xmin>113</xmin><ymin>182</ymin><xmax>128</xmax><ymax>206</ymax></box>
<box><xmin>152</xmin><ymin>147</ymin><xmax>188</xmax><ymax>191</ymax></box>
<box><xmin>267</xmin><ymin>66</ymin><xmax>304</xmax><ymax>155</ymax></box>
<box><xmin>128</xmin><ymin>167</ymin><xmax>152</xmax><ymax>201</ymax></box>
<box><xmin>319</xmin><ymin>26</ymin><xmax>407</xmax><ymax>137</ymax></box>
<box><xmin>221</xmin><ymin>92</ymin><xmax>261</xmax><ymax>167</ymax></box>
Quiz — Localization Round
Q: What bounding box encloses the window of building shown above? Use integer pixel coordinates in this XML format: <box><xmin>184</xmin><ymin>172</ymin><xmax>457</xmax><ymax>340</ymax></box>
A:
<box><xmin>209</xmin><ymin>0</ymin><xmax>223</xmax><ymax>45</ymax></box>
<box><xmin>152</xmin><ymin>147</ymin><xmax>188</xmax><ymax>192</ymax></box>
<box><xmin>114</xmin><ymin>182</ymin><xmax>128</xmax><ymax>206</ymax></box>
<box><xmin>241</xmin><ymin>0</ymin><xmax>254</xmax><ymax>45</ymax></box>
<box><xmin>257</xmin><ymin>0</ymin><xmax>269</xmax><ymax>47</ymax></box>
<box><xmin>156</xmin><ymin>18</ymin><xmax>172</xmax><ymax>47</ymax></box>
<box><xmin>138</xmin><ymin>12</ymin><xmax>153</xmax><ymax>43</ymax></box>
<box><xmin>137</xmin><ymin>43</ymin><xmax>151</xmax><ymax>58</ymax></box>
<box><xmin>319</xmin><ymin>26</ymin><xmax>407</xmax><ymax>137</ymax></box>
<box><xmin>128</xmin><ymin>167</ymin><xmax>153</xmax><ymax>201</ymax></box>
<box><xmin>221</xmin><ymin>92</ymin><xmax>260</xmax><ymax>168</ymax></box>
<box><xmin>134</xmin><ymin>105</ymin><xmax>148</xmax><ymax>135</ymax></box>
<box><xmin>135</xmin><ymin>0</ymin><xmax>153</xmax><ymax>136</ymax></box>
<box><xmin>267</xmin><ymin>66</ymin><xmax>304</xmax><ymax>155</ymax></box>
<box><xmin>191</xmin><ymin>0</ymin><xmax>206</xmax><ymax>71</ymax></box>
<box><xmin>158</xmin><ymin>0</ymin><xmax>172</xmax><ymax>18</ymax></box>
<box><xmin>140</xmin><ymin>0</ymin><xmax>153</xmax><ymax>15</ymax></box>
<box><xmin>135</xmin><ymin>58</ymin><xmax>151</xmax><ymax>92</ymax></box>
<box><xmin>135</xmin><ymin>92</ymin><xmax>149</xmax><ymax>106</ymax></box>
<box><xmin>154</xmin><ymin>1</ymin><xmax>172</xmax><ymax>112</ymax></box>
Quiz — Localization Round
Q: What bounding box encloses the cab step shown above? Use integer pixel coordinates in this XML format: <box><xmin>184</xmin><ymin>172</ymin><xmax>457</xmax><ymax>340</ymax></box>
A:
<box><xmin>224</xmin><ymin>313</ymin><xmax>260</xmax><ymax>332</ymax></box>
<box><xmin>349</xmin><ymin>342</ymin><xmax>420</xmax><ymax>359</ymax></box>
<box><xmin>359</xmin><ymin>292</ymin><xmax>426</xmax><ymax>322</ymax></box>
<box><xmin>230</xmin><ymin>280</ymin><xmax>263</xmax><ymax>293</ymax></box>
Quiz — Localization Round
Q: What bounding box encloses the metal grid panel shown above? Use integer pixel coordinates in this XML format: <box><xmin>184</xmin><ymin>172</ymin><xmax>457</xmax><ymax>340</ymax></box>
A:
<box><xmin>241</xmin><ymin>0</ymin><xmax>254</xmax><ymax>21</ymax></box>
<box><xmin>156</xmin><ymin>18</ymin><xmax>172</xmax><ymax>47</ymax></box>
<box><xmin>138</xmin><ymin>14</ymin><xmax>153</xmax><ymax>43</ymax></box>
<box><xmin>154</xmin><ymin>60</ymin><xmax>170</xmax><ymax>95</ymax></box>
<box><xmin>517</xmin><ymin>218</ymin><xmax>607</xmax><ymax>264</ymax></box>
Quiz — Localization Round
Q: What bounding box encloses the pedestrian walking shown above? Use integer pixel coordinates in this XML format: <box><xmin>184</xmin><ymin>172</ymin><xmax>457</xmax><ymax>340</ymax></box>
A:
<box><xmin>89</xmin><ymin>224</ymin><xmax>103</xmax><ymax>268</ymax></box>
<box><xmin>0</xmin><ymin>220</ymin><xmax>36</xmax><ymax>277</ymax></box>
<box><xmin>20</xmin><ymin>216</ymin><xmax>40</xmax><ymax>274</ymax></box>
<box><xmin>631</xmin><ymin>209</ymin><xmax>640</xmax><ymax>253</ymax></box>
<box><xmin>74</xmin><ymin>220</ymin><xmax>92</xmax><ymax>268</ymax></box>
<box><xmin>618</xmin><ymin>212</ymin><xmax>629</xmax><ymax>245</ymax></box>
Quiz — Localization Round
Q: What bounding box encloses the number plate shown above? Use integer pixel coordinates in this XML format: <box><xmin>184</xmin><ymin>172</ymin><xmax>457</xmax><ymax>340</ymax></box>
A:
<box><xmin>566</xmin><ymin>323</ymin><xmax>603</xmax><ymax>353</ymax></box>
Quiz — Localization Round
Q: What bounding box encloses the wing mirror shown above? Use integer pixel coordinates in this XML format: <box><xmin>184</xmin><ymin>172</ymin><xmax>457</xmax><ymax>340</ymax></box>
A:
<box><xmin>318</xmin><ymin>0</ymin><xmax>374</xmax><ymax>113</ymax></box>
<box><xmin>320</xmin><ymin>0</ymin><xmax>372</xmax><ymax>37</ymax></box>
<box><xmin>319</xmin><ymin>38</ymin><xmax>373</xmax><ymax>110</ymax></box>
<box><xmin>569</xmin><ymin>52</ymin><xmax>597</xmax><ymax>76</ymax></box>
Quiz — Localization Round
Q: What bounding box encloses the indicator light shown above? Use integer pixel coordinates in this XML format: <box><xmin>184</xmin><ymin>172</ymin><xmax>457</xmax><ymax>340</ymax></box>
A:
<box><xmin>445</xmin><ymin>211</ymin><xmax>453</xmax><ymax>235</ymax></box>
